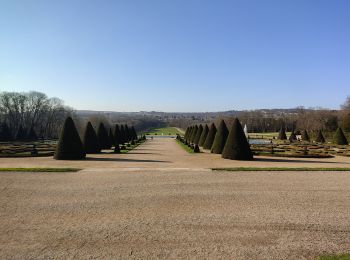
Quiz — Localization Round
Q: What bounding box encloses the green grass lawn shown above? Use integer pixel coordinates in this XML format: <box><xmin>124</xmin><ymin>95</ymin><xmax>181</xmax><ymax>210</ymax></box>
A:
<box><xmin>212</xmin><ymin>167</ymin><xmax>350</xmax><ymax>172</ymax></box>
<box><xmin>175</xmin><ymin>139</ymin><xmax>194</xmax><ymax>153</ymax></box>
<box><xmin>318</xmin><ymin>254</ymin><xmax>350</xmax><ymax>260</ymax></box>
<box><xmin>146</xmin><ymin>127</ymin><xmax>182</xmax><ymax>136</ymax></box>
<box><xmin>0</xmin><ymin>168</ymin><xmax>81</xmax><ymax>172</ymax></box>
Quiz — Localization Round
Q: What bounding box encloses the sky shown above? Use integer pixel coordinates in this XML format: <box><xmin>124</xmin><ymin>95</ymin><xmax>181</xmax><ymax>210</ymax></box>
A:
<box><xmin>0</xmin><ymin>0</ymin><xmax>349</xmax><ymax>112</ymax></box>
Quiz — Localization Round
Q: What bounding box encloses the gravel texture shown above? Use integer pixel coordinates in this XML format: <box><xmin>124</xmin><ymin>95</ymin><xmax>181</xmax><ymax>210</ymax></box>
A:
<box><xmin>1</xmin><ymin>138</ymin><xmax>350</xmax><ymax>259</ymax></box>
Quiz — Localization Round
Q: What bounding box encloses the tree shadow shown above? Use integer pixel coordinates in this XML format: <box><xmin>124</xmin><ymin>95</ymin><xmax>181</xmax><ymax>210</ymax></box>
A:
<box><xmin>86</xmin><ymin>157</ymin><xmax>171</xmax><ymax>163</ymax></box>
<box><xmin>254</xmin><ymin>157</ymin><xmax>348</xmax><ymax>164</ymax></box>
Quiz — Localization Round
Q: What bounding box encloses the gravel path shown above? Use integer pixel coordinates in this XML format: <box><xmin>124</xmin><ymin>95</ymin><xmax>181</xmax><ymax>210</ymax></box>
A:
<box><xmin>1</xmin><ymin>138</ymin><xmax>350</xmax><ymax>259</ymax></box>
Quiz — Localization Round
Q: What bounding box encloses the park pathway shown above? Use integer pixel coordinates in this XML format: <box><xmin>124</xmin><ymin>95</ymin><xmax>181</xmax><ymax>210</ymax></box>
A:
<box><xmin>1</xmin><ymin>138</ymin><xmax>350</xmax><ymax>259</ymax></box>
<box><xmin>1</xmin><ymin>138</ymin><xmax>350</xmax><ymax>170</ymax></box>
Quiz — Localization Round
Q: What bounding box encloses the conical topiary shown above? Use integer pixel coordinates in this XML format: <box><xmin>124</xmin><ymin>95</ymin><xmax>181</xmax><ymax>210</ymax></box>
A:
<box><xmin>184</xmin><ymin>127</ymin><xmax>190</xmax><ymax>140</ymax></box>
<box><xmin>114</xmin><ymin>124</ymin><xmax>121</xmax><ymax>145</ymax></box>
<box><xmin>97</xmin><ymin>122</ymin><xmax>111</xmax><ymax>149</ymax></box>
<box><xmin>199</xmin><ymin>124</ymin><xmax>209</xmax><ymax>147</ymax></box>
<box><xmin>186</xmin><ymin>126</ymin><xmax>193</xmax><ymax>142</ymax></box>
<box><xmin>333</xmin><ymin>127</ymin><xmax>348</xmax><ymax>145</ymax></box>
<box><xmin>194</xmin><ymin>125</ymin><xmax>203</xmax><ymax>145</ymax></box>
<box><xmin>190</xmin><ymin>125</ymin><xmax>198</xmax><ymax>143</ymax></box>
<box><xmin>315</xmin><ymin>130</ymin><xmax>325</xmax><ymax>143</ymax></box>
<box><xmin>301</xmin><ymin>130</ymin><xmax>310</xmax><ymax>142</ymax></box>
<box><xmin>124</xmin><ymin>125</ymin><xmax>131</xmax><ymax>142</ymax></box>
<box><xmin>120</xmin><ymin>125</ymin><xmax>126</xmax><ymax>144</ymax></box>
<box><xmin>83</xmin><ymin>122</ymin><xmax>100</xmax><ymax>153</ymax></box>
<box><xmin>27</xmin><ymin>126</ymin><xmax>38</xmax><ymax>141</ymax></box>
<box><xmin>131</xmin><ymin>126</ymin><xmax>137</xmax><ymax>140</ymax></box>
<box><xmin>203</xmin><ymin>123</ymin><xmax>217</xmax><ymax>149</ymax></box>
<box><xmin>289</xmin><ymin>130</ymin><xmax>297</xmax><ymax>142</ymax></box>
<box><xmin>211</xmin><ymin>120</ymin><xmax>229</xmax><ymax>154</ymax></box>
<box><xmin>222</xmin><ymin>118</ymin><xmax>253</xmax><ymax>160</ymax></box>
<box><xmin>278</xmin><ymin>126</ymin><xmax>287</xmax><ymax>140</ymax></box>
<box><xmin>109</xmin><ymin>128</ymin><xmax>115</xmax><ymax>146</ymax></box>
<box><xmin>54</xmin><ymin>117</ymin><xmax>86</xmax><ymax>160</ymax></box>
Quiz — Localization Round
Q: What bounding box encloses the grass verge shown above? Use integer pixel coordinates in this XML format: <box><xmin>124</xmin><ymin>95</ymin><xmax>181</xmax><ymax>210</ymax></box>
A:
<box><xmin>318</xmin><ymin>254</ymin><xmax>350</xmax><ymax>260</ymax></box>
<box><xmin>146</xmin><ymin>127</ymin><xmax>182</xmax><ymax>136</ymax></box>
<box><xmin>212</xmin><ymin>167</ymin><xmax>350</xmax><ymax>172</ymax></box>
<box><xmin>176</xmin><ymin>139</ymin><xmax>194</xmax><ymax>153</ymax></box>
<box><xmin>0</xmin><ymin>168</ymin><xmax>81</xmax><ymax>172</ymax></box>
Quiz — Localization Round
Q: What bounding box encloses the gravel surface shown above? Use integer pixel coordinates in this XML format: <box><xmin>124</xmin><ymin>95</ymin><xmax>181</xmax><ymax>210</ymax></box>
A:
<box><xmin>1</xmin><ymin>139</ymin><xmax>350</xmax><ymax>259</ymax></box>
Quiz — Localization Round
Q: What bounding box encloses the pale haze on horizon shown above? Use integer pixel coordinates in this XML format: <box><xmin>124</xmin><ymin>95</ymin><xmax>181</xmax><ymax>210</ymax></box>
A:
<box><xmin>0</xmin><ymin>0</ymin><xmax>349</xmax><ymax>112</ymax></box>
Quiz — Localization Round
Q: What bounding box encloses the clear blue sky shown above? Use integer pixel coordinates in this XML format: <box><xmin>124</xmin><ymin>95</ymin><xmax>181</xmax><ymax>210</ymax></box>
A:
<box><xmin>1</xmin><ymin>0</ymin><xmax>349</xmax><ymax>112</ymax></box>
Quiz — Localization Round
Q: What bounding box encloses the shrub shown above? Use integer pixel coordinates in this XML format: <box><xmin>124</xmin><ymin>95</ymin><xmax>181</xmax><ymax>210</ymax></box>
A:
<box><xmin>222</xmin><ymin>118</ymin><xmax>253</xmax><ymax>160</ymax></box>
<box><xmin>289</xmin><ymin>130</ymin><xmax>297</xmax><ymax>142</ymax></box>
<box><xmin>194</xmin><ymin>125</ymin><xmax>203</xmax><ymax>145</ymax></box>
<box><xmin>54</xmin><ymin>117</ymin><xmax>86</xmax><ymax>160</ymax></box>
<box><xmin>119</xmin><ymin>125</ymin><xmax>125</xmax><ymax>144</ymax></box>
<box><xmin>211</xmin><ymin>120</ymin><xmax>229</xmax><ymax>154</ymax></box>
<box><xmin>190</xmin><ymin>125</ymin><xmax>198</xmax><ymax>143</ymax></box>
<box><xmin>109</xmin><ymin>128</ymin><xmax>115</xmax><ymax>146</ymax></box>
<box><xmin>301</xmin><ymin>130</ymin><xmax>310</xmax><ymax>142</ymax></box>
<box><xmin>83</xmin><ymin>122</ymin><xmax>101</xmax><ymax>153</ymax></box>
<box><xmin>97</xmin><ymin>122</ymin><xmax>111</xmax><ymax>149</ymax></box>
<box><xmin>199</xmin><ymin>124</ymin><xmax>209</xmax><ymax>146</ymax></box>
<box><xmin>124</xmin><ymin>124</ymin><xmax>130</xmax><ymax>142</ymax></box>
<box><xmin>186</xmin><ymin>126</ymin><xmax>193</xmax><ymax>142</ymax></box>
<box><xmin>333</xmin><ymin>127</ymin><xmax>348</xmax><ymax>145</ymax></box>
<box><xmin>184</xmin><ymin>127</ymin><xmax>190</xmax><ymax>140</ymax></box>
<box><xmin>315</xmin><ymin>130</ymin><xmax>326</xmax><ymax>143</ymax></box>
<box><xmin>203</xmin><ymin>123</ymin><xmax>217</xmax><ymax>149</ymax></box>
<box><xmin>278</xmin><ymin>126</ymin><xmax>287</xmax><ymax>140</ymax></box>
<box><xmin>114</xmin><ymin>124</ymin><xmax>121</xmax><ymax>145</ymax></box>
<box><xmin>131</xmin><ymin>126</ymin><xmax>138</xmax><ymax>140</ymax></box>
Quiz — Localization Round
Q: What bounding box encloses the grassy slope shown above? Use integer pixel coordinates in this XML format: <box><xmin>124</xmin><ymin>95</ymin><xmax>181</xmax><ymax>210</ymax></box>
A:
<box><xmin>146</xmin><ymin>127</ymin><xmax>182</xmax><ymax>135</ymax></box>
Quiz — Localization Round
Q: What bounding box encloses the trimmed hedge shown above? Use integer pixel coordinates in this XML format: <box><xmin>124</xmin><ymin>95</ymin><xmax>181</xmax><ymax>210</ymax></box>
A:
<box><xmin>54</xmin><ymin>117</ymin><xmax>86</xmax><ymax>160</ymax></box>
<box><xmin>211</xmin><ymin>120</ymin><xmax>229</xmax><ymax>154</ymax></box>
<box><xmin>222</xmin><ymin>118</ymin><xmax>253</xmax><ymax>160</ymax></box>
<box><xmin>199</xmin><ymin>124</ymin><xmax>209</xmax><ymax>147</ymax></box>
<box><xmin>333</xmin><ymin>127</ymin><xmax>348</xmax><ymax>145</ymax></box>
<box><xmin>83</xmin><ymin>122</ymin><xmax>101</xmax><ymax>153</ymax></box>
<box><xmin>194</xmin><ymin>125</ymin><xmax>203</xmax><ymax>145</ymax></box>
<box><xmin>203</xmin><ymin>123</ymin><xmax>217</xmax><ymax>149</ymax></box>
<box><xmin>97</xmin><ymin>123</ymin><xmax>111</xmax><ymax>149</ymax></box>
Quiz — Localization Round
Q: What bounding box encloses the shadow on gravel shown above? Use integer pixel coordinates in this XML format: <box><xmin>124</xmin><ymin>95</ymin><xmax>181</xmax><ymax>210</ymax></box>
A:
<box><xmin>86</xmin><ymin>157</ymin><xmax>171</xmax><ymax>163</ymax></box>
<box><xmin>255</xmin><ymin>157</ymin><xmax>348</xmax><ymax>164</ymax></box>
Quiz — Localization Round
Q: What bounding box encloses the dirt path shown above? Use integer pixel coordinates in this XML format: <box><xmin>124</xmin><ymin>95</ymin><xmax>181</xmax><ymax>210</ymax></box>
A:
<box><xmin>1</xmin><ymin>138</ymin><xmax>350</xmax><ymax>259</ymax></box>
<box><xmin>1</xmin><ymin>138</ymin><xmax>350</xmax><ymax>170</ymax></box>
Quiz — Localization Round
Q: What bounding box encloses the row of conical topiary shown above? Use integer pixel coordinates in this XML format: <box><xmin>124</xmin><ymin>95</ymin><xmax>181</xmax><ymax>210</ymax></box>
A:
<box><xmin>277</xmin><ymin>127</ymin><xmax>348</xmax><ymax>145</ymax></box>
<box><xmin>183</xmin><ymin>118</ymin><xmax>253</xmax><ymax>160</ymax></box>
<box><xmin>54</xmin><ymin>117</ymin><xmax>142</xmax><ymax>160</ymax></box>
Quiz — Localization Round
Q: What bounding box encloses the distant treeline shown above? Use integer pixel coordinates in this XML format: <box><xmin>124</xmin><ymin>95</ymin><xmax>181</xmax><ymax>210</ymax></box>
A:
<box><xmin>0</xmin><ymin>91</ymin><xmax>72</xmax><ymax>140</ymax></box>
<box><xmin>168</xmin><ymin>100</ymin><xmax>350</xmax><ymax>134</ymax></box>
